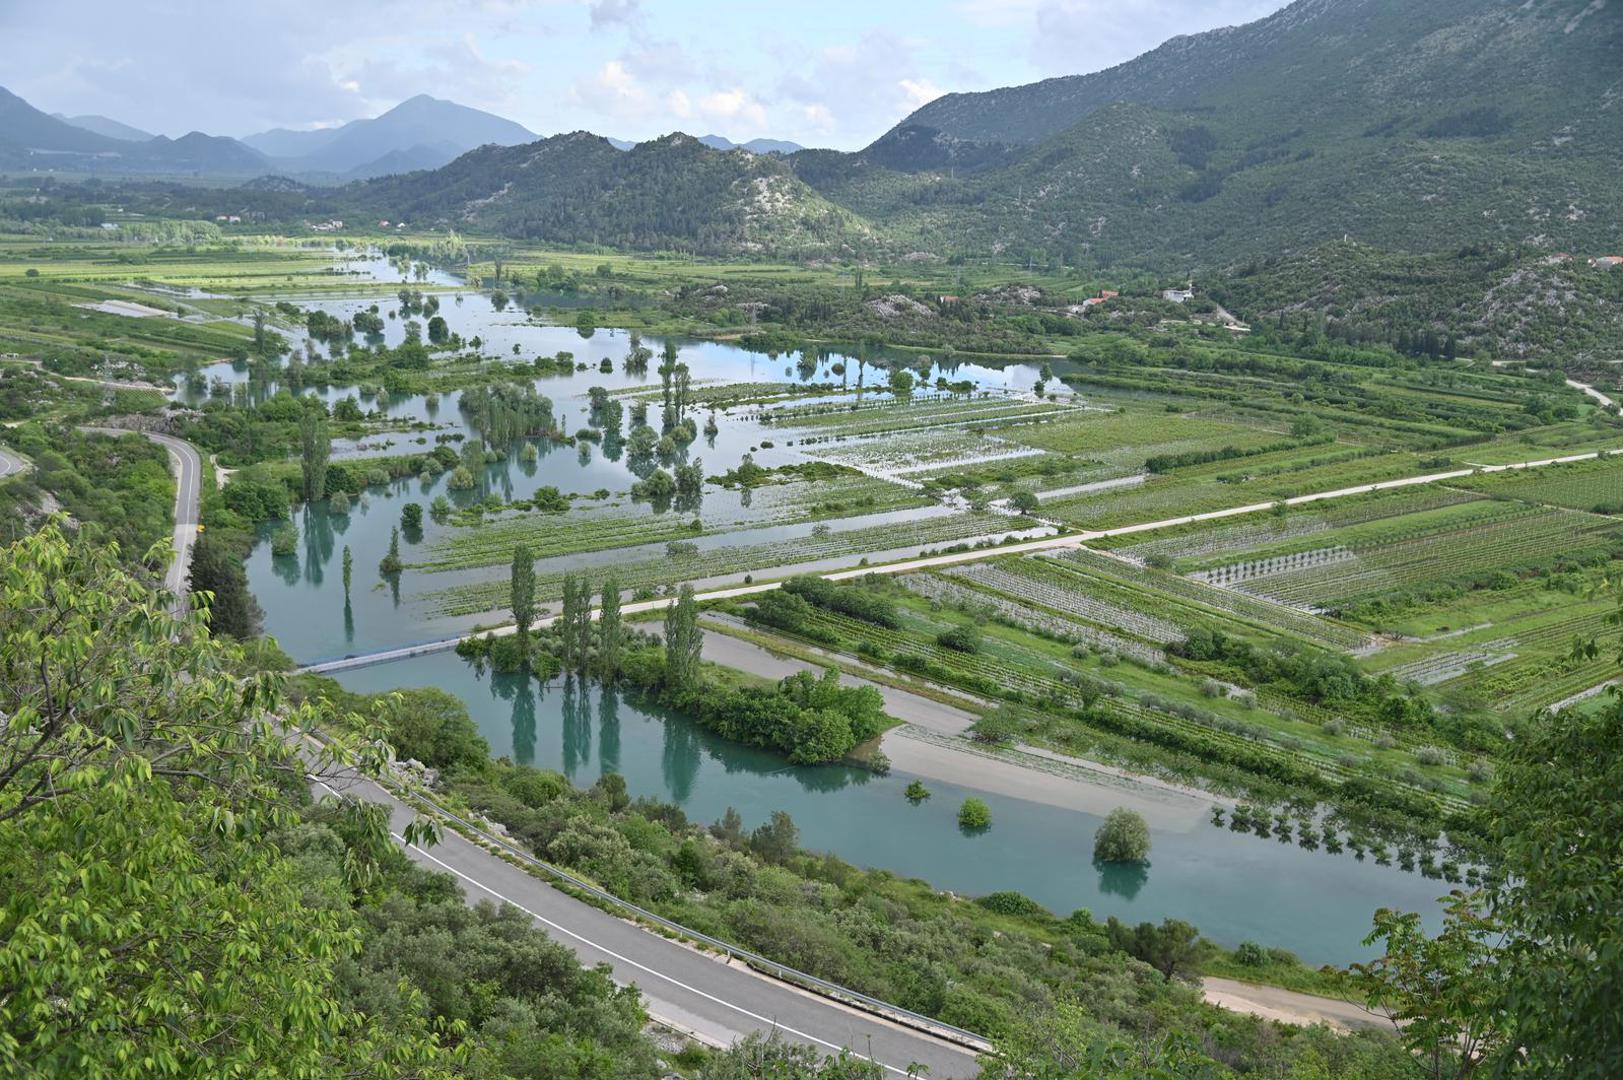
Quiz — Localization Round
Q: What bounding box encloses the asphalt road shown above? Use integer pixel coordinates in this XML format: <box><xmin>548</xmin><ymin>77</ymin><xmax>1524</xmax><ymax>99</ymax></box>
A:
<box><xmin>313</xmin><ymin>770</ymin><xmax>985</xmax><ymax>1078</ymax></box>
<box><xmin>78</xmin><ymin>427</ymin><xmax>202</xmax><ymax>609</ymax></box>
<box><xmin>0</xmin><ymin>445</ymin><xmax>29</xmax><ymax>480</ymax></box>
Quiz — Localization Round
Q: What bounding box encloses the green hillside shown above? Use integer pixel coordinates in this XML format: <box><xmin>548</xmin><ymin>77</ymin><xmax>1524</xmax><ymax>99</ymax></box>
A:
<box><xmin>802</xmin><ymin>0</ymin><xmax>1623</xmax><ymax>265</ymax></box>
<box><xmin>354</xmin><ymin>131</ymin><xmax>876</xmax><ymax>257</ymax></box>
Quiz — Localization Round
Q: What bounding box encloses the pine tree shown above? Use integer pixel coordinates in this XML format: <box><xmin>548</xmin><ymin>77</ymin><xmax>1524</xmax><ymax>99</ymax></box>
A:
<box><xmin>597</xmin><ymin>575</ymin><xmax>622</xmax><ymax>679</ymax></box>
<box><xmin>510</xmin><ymin>544</ymin><xmax>535</xmax><ymax>664</ymax></box>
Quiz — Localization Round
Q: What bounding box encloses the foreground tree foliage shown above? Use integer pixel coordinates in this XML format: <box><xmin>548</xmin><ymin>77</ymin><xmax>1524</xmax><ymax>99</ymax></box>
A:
<box><xmin>1356</xmin><ymin>689</ymin><xmax>1623</xmax><ymax>1078</ymax></box>
<box><xmin>0</xmin><ymin>524</ymin><xmax>706</xmax><ymax>1078</ymax></box>
<box><xmin>0</xmin><ymin>523</ymin><xmax>444</xmax><ymax>1076</ymax></box>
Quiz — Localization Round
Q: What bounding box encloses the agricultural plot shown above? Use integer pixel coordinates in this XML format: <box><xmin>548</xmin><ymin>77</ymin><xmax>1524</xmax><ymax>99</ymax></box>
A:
<box><xmin>416</xmin><ymin>472</ymin><xmax>926</xmax><ymax>571</ymax></box>
<box><xmin>1106</xmin><ymin>488</ymin><xmax>1482</xmax><ymax>565</ymax></box>
<box><xmin>803</xmin><ymin>429</ymin><xmax>1042</xmax><ymax>475</ymax></box>
<box><xmin>423</xmin><ymin>509</ymin><xmax>1027</xmax><ymax>616</ymax></box>
<box><xmin>742</xmin><ymin>587</ymin><xmax>1470</xmax><ymax>813</ymax></box>
<box><xmin>1004</xmin><ymin>408</ymin><xmax>1287</xmax><ymax>467</ymax></box>
<box><xmin>911</xmin><ymin>455</ymin><xmax>1133</xmax><ymax>496</ymax></box>
<box><xmin>1454</xmin><ymin>453</ymin><xmax>1623</xmax><ymax>513</ymax></box>
<box><xmin>1446</xmin><ymin>420</ymin><xmax>1623</xmax><ymax>466</ymax></box>
<box><xmin>761</xmin><ymin>394</ymin><xmax>1078</xmax><ymax>438</ymax></box>
<box><xmin>1208</xmin><ymin>506</ymin><xmax>1622</xmax><ymax>612</ymax></box>
<box><xmin>1037</xmin><ymin>443</ymin><xmax>1440</xmax><ymax>533</ymax></box>
<box><xmin>898</xmin><ymin>571</ymin><xmax>1167</xmax><ymax>664</ymax></box>
<box><xmin>944</xmin><ymin>561</ymin><xmax>1185</xmax><ymax>646</ymax></box>
<box><xmin>1049</xmin><ymin>548</ymin><xmax>1372</xmax><ymax>652</ymax></box>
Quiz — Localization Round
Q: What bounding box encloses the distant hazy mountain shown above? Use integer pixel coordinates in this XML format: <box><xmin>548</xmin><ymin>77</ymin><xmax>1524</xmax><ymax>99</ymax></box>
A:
<box><xmin>0</xmin><ymin>86</ymin><xmax>268</xmax><ymax>174</ymax></box>
<box><xmin>245</xmin><ymin>95</ymin><xmax>537</xmax><ymax>176</ymax></box>
<box><xmin>342</xmin><ymin>144</ymin><xmax>462</xmax><ymax>180</ymax></box>
<box><xmin>52</xmin><ymin>112</ymin><xmax>154</xmax><ymax>142</ymax></box>
<box><xmin>696</xmin><ymin>134</ymin><xmax>805</xmax><ymax>155</ymax></box>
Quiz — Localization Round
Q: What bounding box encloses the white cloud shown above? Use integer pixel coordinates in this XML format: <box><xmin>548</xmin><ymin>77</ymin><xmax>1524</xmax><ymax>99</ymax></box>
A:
<box><xmin>899</xmin><ymin>78</ymin><xmax>945</xmax><ymax>109</ymax></box>
<box><xmin>801</xmin><ymin>103</ymin><xmax>836</xmax><ymax>134</ymax></box>
<box><xmin>571</xmin><ymin>58</ymin><xmax>656</xmax><ymax>121</ymax></box>
<box><xmin>697</xmin><ymin>88</ymin><xmax>768</xmax><ymax>129</ymax></box>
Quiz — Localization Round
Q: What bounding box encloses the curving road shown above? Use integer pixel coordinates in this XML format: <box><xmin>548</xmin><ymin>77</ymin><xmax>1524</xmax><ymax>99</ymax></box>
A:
<box><xmin>313</xmin><ymin>768</ymin><xmax>985</xmax><ymax>1078</ymax></box>
<box><xmin>0</xmin><ymin>445</ymin><xmax>29</xmax><ymax>481</ymax></box>
<box><xmin>78</xmin><ymin>427</ymin><xmax>202</xmax><ymax>611</ymax></box>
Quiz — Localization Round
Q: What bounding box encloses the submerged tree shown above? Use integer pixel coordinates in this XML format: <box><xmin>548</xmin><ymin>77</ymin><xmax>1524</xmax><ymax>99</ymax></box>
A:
<box><xmin>1094</xmin><ymin>808</ymin><xmax>1152</xmax><ymax>864</ymax></box>
<box><xmin>379</xmin><ymin>527</ymin><xmax>402</xmax><ymax>577</ymax></box>
<box><xmin>569</xmin><ymin>576</ymin><xmax>594</xmax><ymax>676</ymax></box>
<box><xmin>341</xmin><ymin>544</ymin><xmax>353</xmax><ymax>605</ymax></box>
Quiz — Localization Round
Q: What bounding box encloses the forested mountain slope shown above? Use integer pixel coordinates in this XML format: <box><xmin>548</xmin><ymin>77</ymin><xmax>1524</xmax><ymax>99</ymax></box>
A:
<box><xmin>798</xmin><ymin>0</ymin><xmax>1623</xmax><ymax>265</ymax></box>
<box><xmin>353</xmin><ymin>131</ymin><xmax>875</xmax><ymax>256</ymax></box>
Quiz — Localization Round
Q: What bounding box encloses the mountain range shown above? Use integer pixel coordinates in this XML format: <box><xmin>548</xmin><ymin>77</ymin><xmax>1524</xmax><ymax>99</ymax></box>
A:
<box><xmin>6</xmin><ymin>0</ymin><xmax>1620</xmax><ymax>267</ymax></box>
<box><xmin>307</xmin><ymin>0</ymin><xmax>1622</xmax><ymax>263</ymax></box>
<box><xmin>5</xmin><ymin>89</ymin><xmax>806</xmax><ymax>181</ymax></box>
<box><xmin>0</xmin><ymin>87</ymin><xmax>268</xmax><ymax>174</ymax></box>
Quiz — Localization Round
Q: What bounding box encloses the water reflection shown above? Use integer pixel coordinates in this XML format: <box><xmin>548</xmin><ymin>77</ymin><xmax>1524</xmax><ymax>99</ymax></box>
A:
<box><xmin>491</xmin><ymin>670</ymin><xmax>537</xmax><ymax>766</ymax></box>
<box><xmin>272</xmin><ymin>552</ymin><xmax>300</xmax><ymax>586</ymax></box>
<box><xmin>1097</xmin><ymin>860</ymin><xmax>1150</xmax><ymax>901</ymax></box>
<box><xmin>598</xmin><ymin>686</ymin><xmax>622</xmax><ymax>775</ymax></box>
<box><xmin>561</xmin><ymin>675</ymin><xmax>591</xmax><ymax>776</ymax></box>
<box><xmin>660</xmin><ymin>709</ymin><xmax>700</xmax><ymax>803</ymax></box>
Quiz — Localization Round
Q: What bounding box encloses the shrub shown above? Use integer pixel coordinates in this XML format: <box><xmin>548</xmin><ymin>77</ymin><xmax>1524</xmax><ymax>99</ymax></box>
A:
<box><xmin>1093</xmin><ymin>807</ymin><xmax>1151</xmax><ymax>864</ymax></box>
<box><xmin>975</xmin><ymin>891</ymin><xmax>1046</xmax><ymax>918</ymax></box>
<box><xmin>958</xmin><ymin>798</ymin><xmax>992</xmax><ymax>832</ymax></box>
<box><xmin>936</xmin><ymin>624</ymin><xmax>982</xmax><ymax>653</ymax></box>
<box><xmin>269</xmin><ymin>524</ymin><xmax>296</xmax><ymax>557</ymax></box>
<box><xmin>1234</xmin><ymin>940</ymin><xmax>1267</xmax><ymax>967</ymax></box>
<box><xmin>969</xmin><ymin>707</ymin><xmax>1021</xmax><ymax>744</ymax></box>
<box><xmin>904</xmin><ymin>780</ymin><xmax>930</xmax><ymax>803</ymax></box>
<box><xmin>1415</xmin><ymin>745</ymin><xmax>1446</xmax><ymax>767</ymax></box>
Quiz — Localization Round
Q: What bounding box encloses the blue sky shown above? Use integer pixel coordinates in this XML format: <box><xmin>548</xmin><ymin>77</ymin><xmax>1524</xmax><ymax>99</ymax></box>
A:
<box><xmin>1</xmin><ymin>0</ymin><xmax>1286</xmax><ymax>149</ymax></box>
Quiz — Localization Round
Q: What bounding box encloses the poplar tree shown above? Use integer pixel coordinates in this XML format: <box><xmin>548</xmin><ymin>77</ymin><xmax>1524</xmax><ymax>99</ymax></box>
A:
<box><xmin>298</xmin><ymin>410</ymin><xmax>330</xmax><ymax>503</ymax></box>
<box><xmin>597</xmin><ymin>575</ymin><xmax>622</xmax><ymax>679</ymax></box>
<box><xmin>559</xmin><ymin>574</ymin><xmax>579</xmax><ymax>671</ymax></box>
<box><xmin>510</xmin><ymin>544</ymin><xmax>535</xmax><ymax>663</ymax></box>
<box><xmin>341</xmin><ymin>545</ymin><xmax>352</xmax><ymax>604</ymax></box>
<box><xmin>662</xmin><ymin>584</ymin><xmax>702</xmax><ymax>689</ymax></box>
<box><xmin>570</xmin><ymin>577</ymin><xmax>594</xmax><ymax>676</ymax></box>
